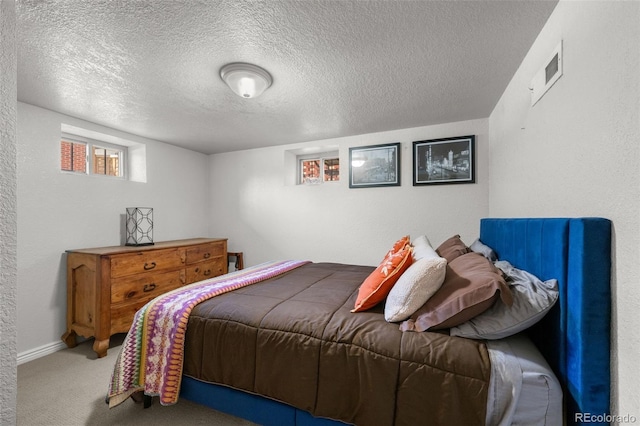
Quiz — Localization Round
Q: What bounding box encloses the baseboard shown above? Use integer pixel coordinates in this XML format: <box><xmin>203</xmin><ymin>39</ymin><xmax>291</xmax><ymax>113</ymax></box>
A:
<box><xmin>17</xmin><ymin>341</ymin><xmax>68</xmax><ymax>365</ymax></box>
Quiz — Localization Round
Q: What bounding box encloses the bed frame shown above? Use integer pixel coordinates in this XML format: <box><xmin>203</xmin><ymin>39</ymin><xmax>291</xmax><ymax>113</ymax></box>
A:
<box><xmin>180</xmin><ymin>217</ymin><xmax>612</xmax><ymax>426</ymax></box>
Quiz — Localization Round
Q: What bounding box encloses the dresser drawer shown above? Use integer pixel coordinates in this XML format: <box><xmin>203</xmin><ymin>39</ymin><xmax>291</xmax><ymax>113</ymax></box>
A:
<box><xmin>186</xmin><ymin>258</ymin><xmax>226</xmax><ymax>284</ymax></box>
<box><xmin>185</xmin><ymin>242</ymin><xmax>225</xmax><ymax>265</ymax></box>
<box><xmin>110</xmin><ymin>299</ymin><xmax>151</xmax><ymax>333</ymax></box>
<box><xmin>110</xmin><ymin>248</ymin><xmax>185</xmax><ymax>278</ymax></box>
<box><xmin>111</xmin><ymin>270</ymin><xmax>186</xmax><ymax>304</ymax></box>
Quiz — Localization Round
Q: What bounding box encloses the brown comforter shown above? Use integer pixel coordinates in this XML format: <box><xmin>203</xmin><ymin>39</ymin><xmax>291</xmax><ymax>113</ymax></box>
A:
<box><xmin>183</xmin><ymin>262</ymin><xmax>490</xmax><ymax>426</ymax></box>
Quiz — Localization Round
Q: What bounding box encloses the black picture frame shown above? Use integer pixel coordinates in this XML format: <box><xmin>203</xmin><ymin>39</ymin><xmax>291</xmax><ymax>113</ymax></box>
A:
<box><xmin>349</xmin><ymin>143</ymin><xmax>401</xmax><ymax>188</ymax></box>
<box><xmin>412</xmin><ymin>135</ymin><xmax>475</xmax><ymax>185</ymax></box>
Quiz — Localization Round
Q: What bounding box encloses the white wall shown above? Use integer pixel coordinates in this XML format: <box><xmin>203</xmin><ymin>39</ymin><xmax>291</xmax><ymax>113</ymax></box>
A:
<box><xmin>209</xmin><ymin>119</ymin><xmax>489</xmax><ymax>267</ymax></box>
<box><xmin>489</xmin><ymin>0</ymin><xmax>640</xmax><ymax>418</ymax></box>
<box><xmin>0</xmin><ymin>0</ymin><xmax>17</xmax><ymax>423</ymax></box>
<box><xmin>16</xmin><ymin>102</ymin><xmax>211</xmax><ymax>358</ymax></box>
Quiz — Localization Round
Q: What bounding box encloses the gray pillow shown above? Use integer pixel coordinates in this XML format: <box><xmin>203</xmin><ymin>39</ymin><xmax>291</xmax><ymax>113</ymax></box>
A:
<box><xmin>450</xmin><ymin>260</ymin><xmax>558</xmax><ymax>340</ymax></box>
<box><xmin>469</xmin><ymin>238</ymin><xmax>498</xmax><ymax>262</ymax></box>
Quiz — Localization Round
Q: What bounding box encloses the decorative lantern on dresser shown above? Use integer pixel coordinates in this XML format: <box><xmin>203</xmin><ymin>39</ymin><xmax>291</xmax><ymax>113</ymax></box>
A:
<box><xmin>62</xmin><ymin>237</ymin><xmax>228</xmax><ymax>358</ymax></box>
<box><xmin>125</xmin><ymin>207</ymin><xmax>154</xmax><ymax>246</ymax></box>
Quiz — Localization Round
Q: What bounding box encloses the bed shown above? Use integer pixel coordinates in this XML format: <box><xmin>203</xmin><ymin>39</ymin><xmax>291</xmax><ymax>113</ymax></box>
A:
<box><xmin>108</xmin><ymin>217</ymin><xmax>612</xmax><ymax>425</ymax></box>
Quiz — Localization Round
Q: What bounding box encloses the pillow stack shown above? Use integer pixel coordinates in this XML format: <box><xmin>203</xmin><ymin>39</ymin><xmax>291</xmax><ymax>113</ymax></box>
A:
<box><xmin>351</xmin><ymin>233</ymin><xmax>558</xmax><ymax>339</ymax></box>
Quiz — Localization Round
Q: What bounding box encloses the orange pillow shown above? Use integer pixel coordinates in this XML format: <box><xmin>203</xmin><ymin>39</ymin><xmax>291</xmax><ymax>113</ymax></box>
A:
<box><xmin>391</xmin><ymin>235</ymin><xmax>410</xmax><ymax>253</ymax></box>
<box><xmin>352</xmin><ymin>245</ymin><xmax>413</xmax><ymax>312</ymax></box>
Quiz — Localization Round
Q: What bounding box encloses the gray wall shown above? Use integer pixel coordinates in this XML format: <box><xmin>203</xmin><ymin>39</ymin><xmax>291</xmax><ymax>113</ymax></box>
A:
<box><xmin>0</xmin><ymin>0</ymin><xmax>17</xmax><ymax>423</ymax></box>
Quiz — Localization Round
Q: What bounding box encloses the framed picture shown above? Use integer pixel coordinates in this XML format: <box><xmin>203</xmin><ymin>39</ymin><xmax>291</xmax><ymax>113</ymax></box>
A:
<box><xmin>349</xmin><ymin>143</ymin><xmax>401</xmax><ymax>188</ymax></box>
<box><xmin>413</xmin><ymin>135</ymin><xmax>475</xmax><ymax>185</ymax></box>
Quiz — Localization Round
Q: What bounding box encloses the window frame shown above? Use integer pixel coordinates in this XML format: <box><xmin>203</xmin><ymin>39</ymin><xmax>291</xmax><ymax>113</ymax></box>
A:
<box><xmin>60</xmin><ymin>139</ymin><xmax>88</xmax><ymax>174</ymax></box>
<box><xmin>298</xmin><ymin>152</ymin><xmax>339</xmax><ymax>184</ymax></box>
<box><xmin>61</xmin><ymin>134</ymin><xmax>127</xmax><ymax>179</ymax></box>
<box><xmin>322</xmin><ymin>157</ymin><xmax>340</xmax><ymax>182</ymax></box>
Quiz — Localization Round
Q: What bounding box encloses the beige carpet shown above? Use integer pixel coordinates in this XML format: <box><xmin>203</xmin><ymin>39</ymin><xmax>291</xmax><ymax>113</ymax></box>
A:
<box><xmin>17</xmin><ymin>335</ymin><xmax>258</xmax><ymax>426</ymax></box>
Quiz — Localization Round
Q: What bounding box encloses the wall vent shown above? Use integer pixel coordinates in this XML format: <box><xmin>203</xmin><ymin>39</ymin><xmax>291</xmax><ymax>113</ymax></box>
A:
<box><xmin>530</xmin><ymin>41</ymin><xmax>563</xmax><ymax>106</ymax></box>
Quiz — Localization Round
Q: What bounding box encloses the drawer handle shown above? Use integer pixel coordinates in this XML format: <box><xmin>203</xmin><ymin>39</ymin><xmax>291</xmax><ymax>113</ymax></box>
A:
<box><xmin>203</xmin><ymin>253</ymin><xmax>211</xmax><ymax>259</ymax></box>
<box><xmin>144</xmin><ymin>262</ymin><xmax>156</xmax><ymax>270</ymax></box>
<box><xmin>143</xmin><ymin>283</ymin><xmax>157</xmax><ymax>292</ymax></box>
<box><xmin>203</xmin><ymin>269</ymin><xmax>211</xmax><ymax>276</ymax></box>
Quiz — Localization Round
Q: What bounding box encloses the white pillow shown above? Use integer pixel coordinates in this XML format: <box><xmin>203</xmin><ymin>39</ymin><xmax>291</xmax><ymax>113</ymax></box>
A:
<box><xmin>450</xmin><ymin>260</ymin><xmax>559</xmax><ymax>339</ymax></box>
<box><xmin>384</xmin><ymin>256</ymin><xmax>447</xmax><ymax>322</ymax></box>
<box><xmin>412</xmin><ymin>235</ymin><xmax>440</xmax><ymax>261</ymax></box>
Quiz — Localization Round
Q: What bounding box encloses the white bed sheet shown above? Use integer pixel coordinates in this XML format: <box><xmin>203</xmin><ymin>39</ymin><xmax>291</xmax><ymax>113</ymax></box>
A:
<box><xmin>486</xmin><ymin>333</ymin><xmax>563</xmax><ymax>426</ymax></box>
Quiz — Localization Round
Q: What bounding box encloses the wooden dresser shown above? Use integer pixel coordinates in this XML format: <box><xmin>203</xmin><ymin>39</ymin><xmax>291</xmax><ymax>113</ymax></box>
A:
<box><xmin>62</xmin><ymin>238</ymin><xmax>227</xmax><ymax>358</ymax></box>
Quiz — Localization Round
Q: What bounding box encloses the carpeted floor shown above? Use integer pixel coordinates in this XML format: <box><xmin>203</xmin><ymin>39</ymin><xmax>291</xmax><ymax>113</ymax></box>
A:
<box><xmin>17</xmin><ymin>335</ymin><xmax>257</xmax><ymax>425</ymax></box>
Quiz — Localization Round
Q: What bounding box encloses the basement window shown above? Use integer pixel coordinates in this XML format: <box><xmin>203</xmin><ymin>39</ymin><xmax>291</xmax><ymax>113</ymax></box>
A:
<box><xmin>92</xmin><ymin>146</ymin><xmax>122</xmax><ymax>176</ymax></box>
<box><xmin>284</xmin><ymin>146</ymin><xmax>339</xmax><ymax>186</ymax></box>
<box><xmin>299</xmin><ymin>155</ymin><xmax>339</xmax><ymax>184</ymax></box>
<box><xmin>61</xmin><ymin>135</ymin><xmax>126</xmax><ymax>178</ymax></box>
<box><xmin>60</xmin><ymin>139</ymin><xmax>87</xmax><ymax>173</ymax></box>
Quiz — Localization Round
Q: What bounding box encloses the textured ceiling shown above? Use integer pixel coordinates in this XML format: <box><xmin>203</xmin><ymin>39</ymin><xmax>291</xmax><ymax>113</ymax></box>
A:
<box><xmin>17</xmin><ymin>0</ymin><xmax>557</xmax><ymax>154</ymax></box>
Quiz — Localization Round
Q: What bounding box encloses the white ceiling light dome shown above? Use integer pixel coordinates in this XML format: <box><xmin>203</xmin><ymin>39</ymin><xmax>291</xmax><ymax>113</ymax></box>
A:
<box><xmin>220</xmin><ymin>63</ymin><xmax>273</xmax><ymax>99</ymax></box>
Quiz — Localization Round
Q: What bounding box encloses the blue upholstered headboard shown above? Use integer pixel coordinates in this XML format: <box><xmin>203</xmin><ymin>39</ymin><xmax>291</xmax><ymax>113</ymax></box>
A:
<box><xmin>479</xmin><ymin>218</ymin><xmax>611</xmax><ymax>425</ymax></box>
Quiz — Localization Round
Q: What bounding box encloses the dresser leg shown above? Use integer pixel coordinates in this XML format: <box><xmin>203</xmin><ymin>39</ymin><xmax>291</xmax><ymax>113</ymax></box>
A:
<box><xmin>61</xmin><ymin>330</ymin><xmax>77</xmax><ymax>348</ymax></box>
<box><xmin>93</xmin><ymin>338</ymin><xmax>109</xmax><ymax>358</ymax></box>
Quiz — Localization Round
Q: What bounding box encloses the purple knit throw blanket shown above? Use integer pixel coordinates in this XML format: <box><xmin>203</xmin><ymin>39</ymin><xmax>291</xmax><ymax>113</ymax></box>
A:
<box><xmin>107</xmin><ymin>260</ymin><xmax>309</xmax><ymax>408</ymax></box>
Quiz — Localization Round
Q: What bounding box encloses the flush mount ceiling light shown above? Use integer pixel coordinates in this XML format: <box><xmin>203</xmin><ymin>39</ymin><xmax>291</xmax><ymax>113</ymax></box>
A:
<box><xmin>220</xmin><ymin>63</ymin><xmax>273</xmax><ymax>99</ymax></box>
